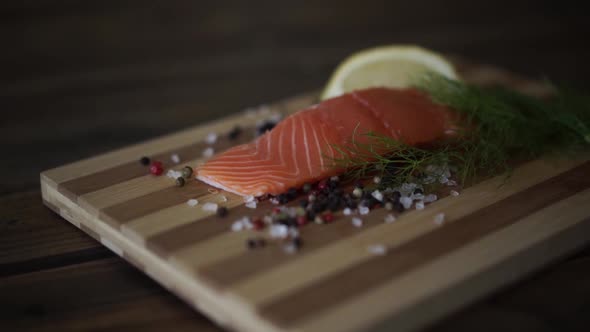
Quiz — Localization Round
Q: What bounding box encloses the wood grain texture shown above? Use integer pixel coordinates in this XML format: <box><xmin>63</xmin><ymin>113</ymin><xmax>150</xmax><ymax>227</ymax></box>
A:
<box><xmin>38</xmin><ymin>60</ymin><xmax>590</xmax><ymax>332</ymax></box>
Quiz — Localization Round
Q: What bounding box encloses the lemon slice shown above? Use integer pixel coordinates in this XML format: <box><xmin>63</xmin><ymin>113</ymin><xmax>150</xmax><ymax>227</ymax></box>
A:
<box><xmin>321</xmin><ymin>45</ymin><xmax>458</xmax><ymax>100</ymax></box>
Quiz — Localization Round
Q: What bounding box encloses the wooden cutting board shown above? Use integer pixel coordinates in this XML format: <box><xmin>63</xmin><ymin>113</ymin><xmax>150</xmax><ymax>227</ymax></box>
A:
<box><xmin>41</xmin><ymin>61</ymin><xmax>590</xmax><ymax>332</ymax></box>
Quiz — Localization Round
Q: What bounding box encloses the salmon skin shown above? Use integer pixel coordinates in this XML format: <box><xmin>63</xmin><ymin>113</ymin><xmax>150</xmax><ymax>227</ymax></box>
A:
<box><xmin>196</xmin><ymin>88</ymin><xmax>455</xmax><ymax>197</ymax></box>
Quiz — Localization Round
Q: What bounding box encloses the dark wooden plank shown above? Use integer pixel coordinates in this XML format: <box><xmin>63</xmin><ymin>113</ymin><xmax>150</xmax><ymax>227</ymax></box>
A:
<box><xmin>0</xmin><ymin>190</ymin><xmax>105</xmax><ymax>269</ymax></box>
<box><xmin>0</xmin><ymin>258</ymin><xmax>222</xmax><ymax>332</ymax></box>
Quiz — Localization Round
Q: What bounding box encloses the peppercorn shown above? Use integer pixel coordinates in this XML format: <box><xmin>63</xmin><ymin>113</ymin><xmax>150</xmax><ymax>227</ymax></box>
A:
<box><xmin>296</xmin><ymin>216</ymin><xmax>308</xmax><ymax>226</ymax></box>
<box><xmin>246</xmin><ymin>238</ymin><xmax>257</xmax><ymax>249</ymax></box>
<box><xmin>256</xmin><ymin>121</ymin><xmax>276</xmax><ymax>136</ymax></box>
<box><xmin>393</xmin><ymin>201</ymin><xmax>405</xmax><ymax>213</ymax></box>
<box><xmin>216</xmin><ymin>206</ymin><xmax>228</xmax><ymax>218</ymax></box>
<box><xmin>391</xmin><ymin>191</ymin><xmax>401</xmax><ymax>201</ymax></box>
<box><xmin>414</xmin><ymin>188</ymin><xmax>424</xmax><ymax>195</ymax></box>
<box><xmin>175</xmin><ymin>177</ymin><xmax>185</xmax><ymax>187</ymax></box>
<box><xmin>278</xmin><ymin>193</ymin><xmax>289</xmax><ymax>204</ymax></box>
<box><xmin>181</xmin><ymin>166</ymin><xmax>193</xmax><ymax>178</ymax></box>
<box><xmin>140</xmin><ymin>156</ymin><xmax>151</xmax><ymax>166</ymax></box>
<box><xmin>228</xmin><ymin>125</ymin><xmax>242</xmax><ymax>140</ymax></box>
<box><xmin>253</xmin><ymin>218</ymin><xmax>265</xmax><ymax>230</ymax></box>
<box><xmin>317</xmin><ymin>179</ymin><xmax>328</xmax><ymax>191</ymax></box>
<box><xmin>299</xmin><ymin>199</ymin><xmax>309</xmax><ymax>208</ymax></box>
<box><xmin>322</xmin><ymin>212</ymin><xmax>335</xmax><ymax>223</ymax></box>
<box><xmin>293</xmin><ymin>237</ymin><xmax>303</xmax><ymax>249</ymax></box>
<box><xmin>286</xmin><ymin>188</ymin><xmax>298</xmax><ymax>200</ymax></box>
<box><xmin>306</xmin><ymin>211</ymin><xmax>316</xmax><ymax>221</ymax></box>
<box><xmin>149</xmin><ymin>161</ymin><xmax>164</xmax><ymax>176</ymax></box>
<box><xmin>302</xmin><ymin>183</ymin><xmax>312</xmax><ymax>193</ymax></box>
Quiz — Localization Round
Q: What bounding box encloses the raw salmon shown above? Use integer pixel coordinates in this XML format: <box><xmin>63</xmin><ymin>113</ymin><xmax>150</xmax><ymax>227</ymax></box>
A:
<box><xmin>196</xmin><ymin>88</ymin><xmax>455</xmax><ymax>196</ymax></box>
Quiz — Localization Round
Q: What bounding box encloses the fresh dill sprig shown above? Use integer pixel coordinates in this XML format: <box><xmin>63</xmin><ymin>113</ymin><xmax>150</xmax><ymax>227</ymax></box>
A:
<box><xmin>328</xmin><ymin>74</ymin><xmax>590</xmax><ymax>188</ymax></box>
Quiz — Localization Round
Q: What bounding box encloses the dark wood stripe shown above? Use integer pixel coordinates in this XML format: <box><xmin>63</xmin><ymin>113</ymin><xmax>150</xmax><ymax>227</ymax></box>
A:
<box><xmin>259</xmin><ymin>162</ymin><xmax>590</xmax><ymax>327</ymax></box>
<box><xmin>197</xmin><ymin>208</ymin><xmax>390</xmax><ymax>288</ymax></box>
<box><xmin>57</xmin><ymin>124</ymin><xmax>258</xmax><ymax>201</ymax></box>
<box><xmin>100</xmin><ymin>181</ymin><xmax>211</xmax><ymax>227</ymax></box>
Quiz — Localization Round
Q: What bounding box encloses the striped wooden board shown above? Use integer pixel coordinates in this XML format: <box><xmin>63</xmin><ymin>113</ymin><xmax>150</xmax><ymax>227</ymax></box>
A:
<box><xmin>40</xmin><ymin>62</ymin><xmax>590</xmax><ymax>332</ymax></box>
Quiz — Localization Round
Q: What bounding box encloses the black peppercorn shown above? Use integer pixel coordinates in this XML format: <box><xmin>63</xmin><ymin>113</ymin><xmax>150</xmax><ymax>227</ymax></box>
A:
<box><xmin>228</xmin><ymin>126</ymin><xmax>242</xmax><ymax>140</ymax></box>
<box><xmin>246</xmin><ymin>238</ymin><xmax>257</xmax><ymax>249</ymax></box>
<box><xmin>175</xmin><ymin>177</ymin><xmax>185</xmax><ymax>187</ymax></box>
<box><xmin>286</xmin><ymin>187</ymin><xmax>298</xmax><ymax>200</ymax></box>
<box><xmin>256</xmin><ymin>121</ymin><xmax>276</xmax><ymax>136</ymax></box>
<box><xmin>140</xmin><ymin>156</ymin><xmax>151</xmax><ymax>166</ymax></box>
<box><xmin>414</xmin><ymin>188</ymin><xmax>424</xmax><ymax>195</ymax></box>
<box><xmin>216</xmin><ymin>206</ymin><xmax>228</xmax><ymax>217</ymax></box>
<box><xmin>293</xmin><ymin>237</ymin><xmax>303</xmax><ymax>249</ymax></box>
<box><xmin>302</xmin><ymin>183</ymin><xmax>312</xmax><ymax>193</ymax></box>
<box><xmin>181</xmin><ymin>166</ymin><xmax>193</xmax><ymax>178</ymax></box>
<box><xmin>393</xmin><ymin>201</ymin><xmax>405</xmax><ymax>213</ymax></box>
<box><xmin>278</xmin><ymin>193</ymin><xmax>289</xmax><ymax>204</ymax></box>
<box><xmin>299</xmin><ymin>199</ymin><xmax>309</xmax><ymax>208</ymax></box>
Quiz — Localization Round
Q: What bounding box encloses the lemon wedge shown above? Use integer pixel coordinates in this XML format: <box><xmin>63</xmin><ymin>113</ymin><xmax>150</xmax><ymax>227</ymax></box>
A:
<box><xmin>321</xmin><ymin>45</ymin><xmax>458</xmax><ymax>100</ymax></box>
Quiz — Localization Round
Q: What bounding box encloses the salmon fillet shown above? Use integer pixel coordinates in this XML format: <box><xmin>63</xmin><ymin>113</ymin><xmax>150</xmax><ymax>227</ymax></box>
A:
<box><xmin>196</xmin><ymin>88</ymin><xmax>455</xmax><ymax>196</ymax></box>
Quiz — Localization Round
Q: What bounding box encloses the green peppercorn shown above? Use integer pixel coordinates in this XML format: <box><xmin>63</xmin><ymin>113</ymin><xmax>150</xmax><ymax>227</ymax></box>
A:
<box><xmin>181</xmin><ymin>166</ymin><xmax>193</xmax><ymax>178</ymax></box>
<box><xmin>175</xmin><ymin>177</ymin><xmax>185</xmax><ymax>187</ymax></box>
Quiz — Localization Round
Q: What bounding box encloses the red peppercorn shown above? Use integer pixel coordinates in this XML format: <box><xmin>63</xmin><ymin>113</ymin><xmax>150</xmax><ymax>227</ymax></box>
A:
<box><xmin>272</xmin><ymin>207</ymin><xmax>282</xmax><ymax>214</ymax></box>
<box><xmin>149</xmin><ymin>161</ymin><xmax>164</xmax><ymax>176</ymax></box>
<box><xmin>317</xmin><ymin>180</ymin><xmax>328</xmax><ymax>191</ymax></box>
<box><xmin>253</xmin><ymin>218</ymin><xmax>265</xmax><ymax>230</ymax></box>
<box><xmin>296</xmin><ymin>216</ymin><xmax>308</xmax><ymax>226</ymax></box>
<box><xmin>322</xmin><ymin>212</ymin><xmax>334</xmax><ymax>223</ymax></box>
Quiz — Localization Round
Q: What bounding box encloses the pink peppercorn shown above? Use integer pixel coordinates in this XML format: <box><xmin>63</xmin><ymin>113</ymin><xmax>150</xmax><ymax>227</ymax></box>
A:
<box><xmin>149</xmin><ymin>161</ymin><xmax>163</xmax><ymax>176</ymax></box>
<box><xmin>322</xmin><ymin>212</ymin><xmax>334</xmax><ymax>223</ymax></box>
<box><xmin>253</xmin><ymin>218</ymin><xmax>265</xmax><ymax>230</ymax></box>
<box><xmin>317</xmin><ymin>180</ymin><xmax>328</xmax><ymax>191</ymax></box>
<box><xmin>296</xmin><ymin>216</ymin><xmax>308</xmax><ymax>226</ymax></box>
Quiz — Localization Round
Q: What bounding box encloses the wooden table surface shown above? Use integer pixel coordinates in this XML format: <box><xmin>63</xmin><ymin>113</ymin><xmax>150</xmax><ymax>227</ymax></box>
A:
<box><xmin>1</xmin><ymin>1</ymin><xmax>589</xmax><ymax>331</ymax></box>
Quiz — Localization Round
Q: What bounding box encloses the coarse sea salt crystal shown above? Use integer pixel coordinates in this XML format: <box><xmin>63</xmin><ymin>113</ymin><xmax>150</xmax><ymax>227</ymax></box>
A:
<box><xmin>412</xmin><ymin>193</ymin><xmax>424</xmax><ymax>200</ymax></box>
<box><xmin>244</xmin><ymin>195</ymin><xmax>255</xmax><ymax>203</ymax></box>
<box><xmin>205</xmin><ymin>132</ymin><xmax>218</xmax><ymax>144</ymax></box>
<box><xmin>373</xmin><ymin>176</ymin><xmax>381</xmax><ymax>184</ymax></box>
<box><xmin>447</xmin><ymin>179</ymin><xmax>458</xmax><ymax>186</ymax></box>
<box><xmin>384</xmin><ymin>214</ymin><xmax>396</xmax><ymax>223</ymax></box>
<box><xmin>167</xmin><ymin>169</ymin><xmax>182</xmax><ymax>179</ymax></box>
<box><xmin>231</xmin><ymin>220</ymin><xmax>243</xmax><ymax>232</ymax></box>
<box><xmin>270</xmin><ymin>224</ymin><xmax>289</xmax><ymax>239</ymax></box>
<box><xmin>202</xmin><ymin>202</ymin><xmax>218</xmax><ymax>212</ymax></box>
<box><xmin>371</xmin><ymin>190</ymin><xmax>383</xmax><ymax>202</ymax></box>
<box><xmin>367</xmin><ymin>244</ymin><xmax>387</xmax><ymax>255</ymax></box>
<box><xmin>202</xmin><ymin>147</ymin><xmax>214</xmax><ymax>158</ymax></box>
<box><xmin>450</xmin><ymin>190</ymin><xmax>460</xmax><ymax>197</ymax></box>
<box><xmin>343</xmin><ymin>207</ymin><xmax>352</xmax><ymax>216</ymax></box>
<box><xmin>424</xmin><ymin>194</ymin><xmax>438</xmax><ymax>203</ymax></box>
<box><xmin>171</xmin><ymin>153</ymin><xmax>180</xmax><ymax>164</ymax></box>
<box><xmin>219</xmin><ymin>195</ymin><xmax>228</xmax><ymax>202</ymax></box>
<box><xmin>187</xmin><ymin>199</ymin><xmax>199</xmax><ymax>207</ymax></box>
<box><xmin>434</xmin><ymin>213</ymin><xmax>446</xmax><ymax>225</ymax></box>
<box><xmin>400</xmin><ymin>196</ymin><xmax>413</xmax><ymax>209</ymax></box>
<box><xmin>352</xmin><ymin>217</ymin><xmax>363</xmax><ymax>227</ymax></box>
<box><xmin>415</xmin><ymin>201</ymin><xmax>425</xmax><ymax>210</ymax></box>
<box><xmin>245</xmin><ymin>201</ymin><xmax>257</xmax><ymax>209</ymax></box>
<box><xmin>359</xmin><ymin>206</ymin><xmax>370</xmax><ymax>215</ymax></box>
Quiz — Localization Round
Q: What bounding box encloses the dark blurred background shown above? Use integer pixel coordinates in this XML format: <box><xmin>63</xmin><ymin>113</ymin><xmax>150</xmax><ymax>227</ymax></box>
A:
<box><xmin>1</xmin><ymin>0</ymin><xmax>589</xmax><ymax>195</ymax></box>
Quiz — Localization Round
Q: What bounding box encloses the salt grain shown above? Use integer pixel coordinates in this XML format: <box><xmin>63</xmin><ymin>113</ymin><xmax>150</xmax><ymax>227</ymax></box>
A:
<box><xmin>202</xmin><ymin>147</ymin><xmax>214</xmax><ymax>158</ymax></box>
<box><xmin>424</xmin><ymin>194</ymin><xmax>438</xmax><ymax>203</ymax></box>
<box><xmin>450</xmin><ymin>190</ymin><xmax>460</xmax><ymax>197</ymax></box>
<box><xmin>187</xmin><ymin>199</ymin><xmax>199</xmax><ymax>207</ymax></box>
<box><xmin>219</xmin><ymin>195</ymin><xmax>228</xmax><ymax>202</ymax></box>
<box><xmin>202</xmin><ymin>202</ymin><xmax>218</xmax><ymax>212</ymax></box>
<box><xmin>447</xmin><ymin>179</ymin><xmax>458</xmax><ymax>186</ymax></box>
<box><xmin>343</xmin><ymin>207</ymin><xmax>352</xmax><ymax>216</ymax></box>
<box><xmin>205</xmin><ymin>132</ymin><xmax>218</xmax><ymax>144</ymax></box>
<box><xmin>166</xmin><ymin>169</ymin><xmax>183</xmax><ymax>179</ymax></box>
<box><xmin>384</xmin><ymin>214</ymin><xmax>396</xmax><ymax>223</ymax></box>
<box><xmin>373</xmin><ymin>176</ymin><xmax>381</xmax><ymax>184</ymax></box>
<box><xmin>270</xmin><ymin>224</ymin><xmax>289</xmax><ymax>239</ymax></box>
<box><xmin>371</xmin><ymin>190</ymin><xmax>384</xmax><ymax>202</ymax></box>
<box><xmin>359</xmin><ymin>206</ymin><xmax>370</xmax><ymax>215</ymax></box>
<box><xmin>415</xmin><ymin>201</ymin><xmax>425</xmax><ymax>210</ymax></box>
<box><xmin>171</xmin><ymin>153</ymin><xmax>180</xmax><ymax>164</ymax></box>
<box><xmin>352</xmin><ymin>217</ymin><xmax>363</xmax><ymax>227</ymax></box>
<box><xmin>244</xmin><ymin>195</ymin><xmax>255</xmax><ymax>203</ymax></box>
<box><xmin>434</xmin><ymin>213</ymin><xmax>446</xmax><ymax>225</ymax></box>
<box><xmin>245</xmin><ymin>201</ymin><xmax>257</xmax><ymax>209</ymax></box>
<box><xmin>400</xmin><ymin>196</ymin><xmax>413</xmax><ymax>209</ymax></box>
<box><xmin>231</xmin><ymin>221</ymin><xmax>244</xmax><ymax>232</ymax></box>
<box><xmin>367</xmin><ymin>244</ymin><xmax>387</xmax><ymax>255</ymax></box>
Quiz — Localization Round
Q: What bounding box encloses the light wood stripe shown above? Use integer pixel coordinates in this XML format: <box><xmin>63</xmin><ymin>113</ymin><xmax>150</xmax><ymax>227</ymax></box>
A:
<box><xmin>100</xmin><ymin>182</ymin><xmax>212</xmax><ymax>227</ymax></box>
<box><xmin>207</xmin><ymin>158</ymin><xmax>586</xmax><ymax>301</ymax></box>
<box><xmin>258</xmin><ymin>161</ymin><xmax>590</xmax><ymax>327</ymax></box>
<box><xmin>121</xmin><ymin>193</ymin><xmax>243</xmax><ymax>246</ymax></box>
<box><xmin>296</xmin><ymin>189</ymin><xmax>590</xmax><ymax>332</ymax></box>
